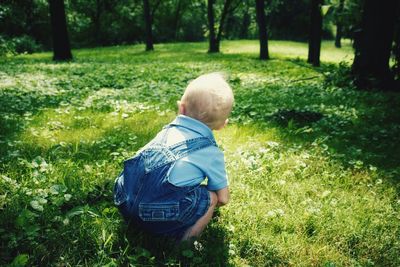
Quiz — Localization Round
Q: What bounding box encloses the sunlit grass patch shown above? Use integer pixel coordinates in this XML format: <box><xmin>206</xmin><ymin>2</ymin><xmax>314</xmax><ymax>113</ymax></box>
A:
<box><xmin>223</xmin><ymin>40</ymin><xmax>354</xmax><ymax>63</ymax></box>
<box><xmin>19</xmin><ymin>107</ymin><xmax>174</xmax><ymax>158</ymax></box>
<box><xmin>219</xmin><ymin>122</ymin><xmax>399</xmax><ymax>266</ymax></box>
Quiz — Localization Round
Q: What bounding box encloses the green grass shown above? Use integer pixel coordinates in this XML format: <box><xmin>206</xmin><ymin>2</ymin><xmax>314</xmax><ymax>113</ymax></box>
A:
<box><xmin>1</xmin><ymin>40</ymin><xmax>399</xmax><ymax>266</ymax></box>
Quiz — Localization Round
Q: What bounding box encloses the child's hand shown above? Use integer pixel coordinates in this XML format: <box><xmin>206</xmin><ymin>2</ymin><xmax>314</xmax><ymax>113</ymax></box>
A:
<box><xmin>215</xmin><ymin>187</ymin><xmax>229</xmax><ymax>206</ymax></box>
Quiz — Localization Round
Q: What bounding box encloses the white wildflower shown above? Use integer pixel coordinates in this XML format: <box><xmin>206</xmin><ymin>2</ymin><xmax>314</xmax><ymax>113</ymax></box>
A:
<box><xmin>64</xmin><ymin>194</ymin><xmax>72</xmax><ymax>201</ymax></box>
<box><xmin>267</xmin><ymin>210</ymin><xmax>276</xmax><ymax>217</ymax></box>
<box><xmin>321</xmin><ymin>190</ymin><xmax>331</xmax><ymax>198</ymax></box>
<box><xmin>194</xmin><ymin>241</ymin><xmax>203</xmax><ymax>252</ymax></box>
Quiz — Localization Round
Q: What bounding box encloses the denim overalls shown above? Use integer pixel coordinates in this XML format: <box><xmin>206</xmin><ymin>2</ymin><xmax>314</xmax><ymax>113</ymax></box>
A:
<box><xmin>113</xmin><ymin>123</ymin><xmax>216</xmax><ymax>239</ymax></box>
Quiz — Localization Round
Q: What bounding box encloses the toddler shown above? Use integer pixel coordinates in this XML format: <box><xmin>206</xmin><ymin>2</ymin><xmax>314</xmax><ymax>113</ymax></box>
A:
<box><xmin>113</xmin><ymin>73</ymin><xmax>234</xmax><ymax>241</ymax></box>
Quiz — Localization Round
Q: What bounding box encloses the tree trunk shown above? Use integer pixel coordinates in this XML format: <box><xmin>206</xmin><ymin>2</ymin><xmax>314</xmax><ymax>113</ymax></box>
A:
<box><xmin>143</xmin><ymin>0</ymin><xmax>154</xmax><ymax>51</ymax></box>
<box><xmin>255</xmin><ymin>0</ymin><xmax>269</xmax><ymax>60</ymax></box>
<box><xmin>334</xmin><ymin>0</ymin><xmax>344</xmax><ymax>48</ymax></box>
<box><xmin>208</xmin><ymin>0</ymin><xmax>218</xmax><ymax>53</ymax></box>
<box><xmin>173</xmin><ymin>0</ymin><xmax>183</xmax><ymax>40</ymax></box>
<box><xmin>25</xmin><ymin>0</ymin><xmax>35</xmax><ymax>36</ymax></box>
<box><xmin>216</xmin><ymin>0</ymin><xmax>232</xmax><ymax>43</ymax></box>
<box><xmin>208</xmin><ymin>0</ymin><xmax>233</xmax><ymax>53</ymax></box>
<box><xmin>239</xmin><ymin>1</ymin><xmax>251</xmax><ymax>39</ymax></box>
<box><xmin>307</xmin><ymin>0</ymin><xmax>323</xmax><ymax>67</ymax></box>
<box><xmin>48</xmin><ymin>0</ymin><xmax>72</xmax><ymax>61</ymax></box>
<box><xmin>94</xmin><ymin>0</ymin><xmax>102</xmax><ymax>45</ymax></box>
<box><xmin>335</xmin><ymin>24</ymin><xmax>343</xmax><ymax>48</ymax></box>
<box><xmin>393</xmin><ymin>11</ymin><xmax>400</xmax><ymax>80</ymax></box>
<box><xmin>352</xmin><ymin>0</ymin><xmax>399</xmax><ymax>90</ymax></box>
<box><xmin>224</xmin><ymin>13</ymin><xmax>234</xmax><ymax>39</ymax></box>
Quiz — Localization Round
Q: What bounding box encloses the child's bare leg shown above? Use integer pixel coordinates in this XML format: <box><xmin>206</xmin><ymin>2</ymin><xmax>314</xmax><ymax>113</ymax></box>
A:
<box><xmin>181</xmin><ymin>191</ymin><xmax>218</xmax><ymax>241</ymax></box>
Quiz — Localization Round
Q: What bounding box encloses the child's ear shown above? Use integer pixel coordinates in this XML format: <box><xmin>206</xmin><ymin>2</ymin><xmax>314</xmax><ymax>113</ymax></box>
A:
<box><xmin>215</xmin><ymin>119</ymin><xmax>229</xmax><ymax>130</ymax></box>
<box><xmin>177</xmin><ymin>101</ymin><xmax>186</xmax><ymax>115</ymax></box>
<box><xmin>221</xmin><ymin>118</ymin><xmax>229</xmax><ymax>129</ymax></box>
<box><xmin>224</xmin><ymin>119</ymin><xmax>229</xmax><ymax>127</ymax></box>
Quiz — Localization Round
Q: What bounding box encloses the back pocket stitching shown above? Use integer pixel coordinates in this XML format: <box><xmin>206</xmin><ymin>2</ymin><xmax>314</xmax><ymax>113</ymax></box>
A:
<box><xmin>138</xmin><ymin>203</ymin><xmax>179</xmax><ymax>222</ymax></box>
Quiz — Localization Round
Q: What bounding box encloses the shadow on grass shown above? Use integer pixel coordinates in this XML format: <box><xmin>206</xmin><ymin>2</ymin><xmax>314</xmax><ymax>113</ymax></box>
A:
<box><xmin>231</xmin><ymin>57</ymin><xmax>400</xmax><ymax>173</ymax></box>
<box><xmin>265</xmin><ymin>105</ymin><xmax>400</xmax><ymax>171</ymax></box>
<box><xmin>118</xmin><ymin>215</ymin><xmax>230</xmax><ymax>266</ymax></box>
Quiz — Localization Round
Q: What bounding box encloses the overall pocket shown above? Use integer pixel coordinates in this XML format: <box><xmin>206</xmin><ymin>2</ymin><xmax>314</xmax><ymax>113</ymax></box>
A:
<box><xmin>138</xmin><ymin>203</ymin><xmax>179</xmax><ymax>222</ymax></box>
<box><xmin>178</xmin><ymin>191</ymin><xmax>196</xmax><ymax>223</ymax></box>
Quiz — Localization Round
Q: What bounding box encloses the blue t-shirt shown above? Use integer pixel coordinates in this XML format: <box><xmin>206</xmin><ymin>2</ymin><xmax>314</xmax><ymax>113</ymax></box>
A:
<box><xmin>160</xmin><ymin>115</ymin><xmax>228</xmax><ymax>191</ymax></box>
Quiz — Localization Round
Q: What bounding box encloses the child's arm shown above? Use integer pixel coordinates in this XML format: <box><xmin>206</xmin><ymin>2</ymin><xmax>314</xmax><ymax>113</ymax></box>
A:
<box><xmin>215</xmin><ymin>187</ymin><xmax>229</xmax><ymax>206</ymax></box>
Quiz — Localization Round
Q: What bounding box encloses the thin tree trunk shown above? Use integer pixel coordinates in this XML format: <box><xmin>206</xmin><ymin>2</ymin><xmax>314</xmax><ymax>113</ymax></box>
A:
<box><xmin>208</xmin><ymin>0</ymin><xmax>218</xmax><ymax>53</ymax></box>
<box><xmin>25</xmin><ymin>0</ymin><xmax>35</xmax><ymax>36</ymax></box>
<box><xmin>143</xmin><ymin>0</ymin><xmax>154</xmax><ymax>51</ymax></box>
<box><xmin>335</xmin><ymin>24</ymin><xmax>343</xmax><ymax>48</ymax></box>
<box><xmin>216</xmin><ymin>0</ymin><xmax>232</xmax><ymax>43</ymax></box>
<box><xmin>49</xmin><ymin>0</ymin><xmax>72</xmax><ymax>61</ymax></box>
<box><xmin>94</xmin><ymin>0</ymin><xmax>101</xmax><ymax>45</ymax></box>
<box><xmin>352</xmin><ymin>0</ymin><xmax>399</xmax><ymax>90</ymax></box>
<box><xmin>255</xmin><ymin>0</ymin><xmax>269</xmax><ymax>60</ymax></box>
<box><xmin>335</xmin><ymin>0</ymin><xmax>344</xmax><ymax>48</ymax></box>
<box><xmin>208</xmin><ymin>0</ymin><xmax>233</xmax><ymax>53</ymax></box>
<box><xmin>239</xmin><ymin>1</ymin><xmax>251</xmax><ymax>39</ymax></box>
<box><xmin>307</xmin><ymin>0</ymin><xmax>323</xmax><ymax>67</ymax></box>
<box><xmin>393</xmin><ymin>10</ymin><xmax>400</xmax><ymax>80</ymax></box>
<box><xmin>224</xmin><ymin>13</ymin><xmax>234</xmax><ymax>39</ymax></box>
<box><xmin>173</xmin><ymin>0</ymin><xmax>182</xmax><ymax>40</ymax></box>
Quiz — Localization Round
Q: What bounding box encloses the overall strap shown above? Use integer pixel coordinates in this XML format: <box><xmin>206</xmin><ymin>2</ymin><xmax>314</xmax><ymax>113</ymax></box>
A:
<box><xmin>168</xmin><ymin>122</ymin><xmax>206</xmax><ymax>137</ymax></box>
<box><xmin>159</xmin><ymin>124</ymin><xmax>173</xmax><ymax>144</ymax></box>
<box><xmin>168</xmin><ymin>137</ymin><xmax>216</xmax><ymax>161</ymax></box>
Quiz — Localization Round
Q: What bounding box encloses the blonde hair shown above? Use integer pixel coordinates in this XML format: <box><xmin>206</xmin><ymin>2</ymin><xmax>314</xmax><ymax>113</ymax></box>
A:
<box><xmin>181</xmin><ymin>73</ymin><xmax>234</xmax><ymax>129</ymax></box>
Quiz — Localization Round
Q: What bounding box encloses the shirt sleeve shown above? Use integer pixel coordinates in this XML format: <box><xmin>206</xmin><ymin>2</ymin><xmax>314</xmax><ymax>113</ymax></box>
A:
<box><xmin>192</xmin><ymin>146</ymin><xmax>228</xmax><ymax>191</ymax></box>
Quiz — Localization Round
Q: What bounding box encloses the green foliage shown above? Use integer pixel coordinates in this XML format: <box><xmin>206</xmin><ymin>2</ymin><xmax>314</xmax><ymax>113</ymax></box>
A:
<box><xmin>1</xmin><ymin>0</ymin><xmax>364</xmax><ymax>50</ymax></box>
<box><xmin>152</xmin><ymin>0</ymin><xmax>207</xmax><ymax>42</ymax></box>
<box><xmin>0</xmin><ymin>0</ymin><xmax>51</xmax><ymax>49</ymax></box>
<box><xmin>0</xmin><ymin>35</ymin><xmax>14</xmax><ymax>56</ymax></box>
<box><xmin>0</xmin><ymin>35</ymin><xmax>42</xmax><ymax>56</ymax></box>
<box><xmin>324</xmin><ymin>61</ymin><xmax>354</xmax><ymax>88</ymax></box>
<box><xmin>11</xmin><ymin>35</ymin><xmax>42</xmax><ymax>54</ymax></box>
<box><xmin>10</xmin><ymin>254</ymin><xmax>29</xmax><ymax>267</ymax></box>
<box><xmin>0</xmin><ymin>40</ymin><xmax>399</xmax><ymax>266</ymax></box>
<box><xmin>66</xmin><ymin>0</ymin><xmax>208</xmax><ymax>46</ymax></box>
<box><xmin>266</xmin><ymin>0</ymin><xmax>318</xmax><ymax>40</ymax></box>
<box><xmin>326</xmin><ymin>0</ymin><xmax>363</xmax><ymax>38</ymax></box>
<box><xmin>393</xmin><ymin>20</ymin><xmax>400</xmax><ymax>79</ymax></box>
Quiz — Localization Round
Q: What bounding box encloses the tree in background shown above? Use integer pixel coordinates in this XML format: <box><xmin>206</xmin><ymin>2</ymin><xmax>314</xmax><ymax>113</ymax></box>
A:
<box><xmin>208</xmin><ymin>0</ymin><xmax>240</xmax><ymax>53</ymax></box>
<box><xmin>224</xmin><ymin>0</ymin><xmax>255</xmax><ymax>40</ymax></box>
<box><xmin>207</xmin><ymin>0</ymin><xmax>216</xmax><ymax>52</ymax></box>
<box><xmin>145</xmin><ymin>0</ymin><xmax>205</xmax><ymax>42</ymax></box>
<box><xmin>87</xmin><ymin>0</ymin><xmax>119</xmax><ymax>45</ymax></box>
<box><xmin>238</xmin><ymin>0</ymin><xmax>252</xmax><ymax>39</ymax></box>
<box><xmin>392</xmin><ymin>6</ymin><xmax>400</xmax><ymax>82</ymax></box>
<box><xmin>266</xmin><ymin>0</ymin><xmax>311</xmax><ymax>41</ymax></box>
<box><xmin>255</xmin><ymin>0</ymin><xmax>269</xmax><ymax>60</ymax></box>
<box><xmin>334</xmin><ymin>0</ymin><xmax>344</xmax><ymax>48</ymax></box>
<box><xmin>1</xmin><ymin>0</ymin><xmax>331</xmax><ymax>51</ymax></box>
<box><xmin>91</xmin><ymin>0</ymin><xmax>104</xmax><ymax>45</ymax></box>
<box><xmin>143</xmin><ymin>0</ymin><xmax>155</xmax><ymax>51</ymax></box>
<box><xmin>49</xmin><ymin>0</ymin><xmax>72</xmax><ymax>60</ymax></box>
<box><xmin>0</xmin><ymin>0</ymin><xmax>50</xmax><ymax>52</ymax></box>
<box><xmin>336</xmin><ymin>0</ymin><xmax>362</xmax><ymax>43</ymax></box>
<box><xmin>307</xmin><ymin>0</ymin><xmax>323</xmax><ymax>67</ymax></box>
<box><xmin>352</xmin><ymin>0</ymin><xmax>399</xmax><ymax>90</ymax></box>
<box><xmin>172</xmin><ymin>0</ymin><xmax>184</xmax><ymax>40</ymax></box>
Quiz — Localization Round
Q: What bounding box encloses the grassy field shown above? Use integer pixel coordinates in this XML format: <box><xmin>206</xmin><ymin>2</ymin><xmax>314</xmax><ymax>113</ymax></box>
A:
<box><xmin>0</xmin><ymin>40</ymin><xmax>399</xmax><ymax>266</ymax></box>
